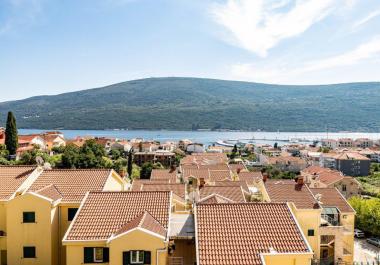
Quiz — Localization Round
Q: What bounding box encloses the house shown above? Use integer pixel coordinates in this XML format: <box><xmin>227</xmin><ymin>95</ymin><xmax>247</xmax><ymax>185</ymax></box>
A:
<box><xmin>5</xmin><ymin>168</ymin><xmax>127</xmax><ymax>265</ymax></box>
<box><xmin>262</xmin><ymin>155</ymin><xmax>308</xmax><ymax>173</ymax></box>
<box><xmin>261</xmin><ymin>179</ymin><xmax>355</xmax><ymax>264</ymax></box>
<box><xmin>194</xmin><ymin>203</ymin><xmax>314</xmax><ymax>265</ymax></box>
<box><xmin>321</xmin><ymin>139</ymin><xmax>338</xmax><ymax>149</ymax></box>
<box><xmin>337</xmin><ymin>138</ymin><xmax>354</xmax><ymax>148</ymax></box>
<box><xmin>178</xmin><ymin>139</ymin><xmax>192</xmax><ymax>151</ymax></box>
<box><xmin>134</xmin><ymin>151</ymin><xmax>175</xmax><ymax>167</ymax></box>
<box><xmin>110</xmin><ymin>140</ymin><xmax>132</xmax><ymax>153</ymax></box>
<box><xmin>354</xmin><ymin>138</ymin><xmax>374</xmax><ymax>148</ymax></box>
<box><xmin>41</xmin><ymin>133</ymin><xmax>66</xmax><ymax>151</ymax></box>
<box><xmin>63</xmin><ymin>191</ymin><xmax>172</xmax><ymax>265</ymax></box>
<box><xmin>301</xmin><ymin>166</ymin><xmax>360</xmax><ymax>198</ymax></box>
<box><xmin>186</xmin><ymin>143</ymin><xmax>204</xmax><ymax>154</ymax></box>
<box><xmin>335</xmin><ymin>152</ymin><xmax>370</xmax><ymax>176</ymax></box>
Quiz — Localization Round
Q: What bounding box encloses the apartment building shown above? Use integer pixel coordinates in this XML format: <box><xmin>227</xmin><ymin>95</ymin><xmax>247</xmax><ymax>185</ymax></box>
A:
<box><xmin>261</xmin><ymin>179</ymin><xmax>355</xmax><ymax>264</ymax></box>
<box><xmin>134</xmin><ymin>151</ymin><xmax>175</xmax><ymax>167</ymax></box>
<box><xmin>335</xmin><ymin>152</ymin><xmax>370</xmax><ymax>176</ymax></box>
<box><xmin>1</xmin><ymin>166</ymin><xmax>127</xmax><ymax>265</ymax></box>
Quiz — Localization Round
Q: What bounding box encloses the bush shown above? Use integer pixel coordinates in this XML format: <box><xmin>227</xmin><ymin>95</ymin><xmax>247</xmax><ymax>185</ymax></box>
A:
<box><xmin>349</xmin><ymin>196</ymin><xmax>380</xmax><ymax>236</ymax></box>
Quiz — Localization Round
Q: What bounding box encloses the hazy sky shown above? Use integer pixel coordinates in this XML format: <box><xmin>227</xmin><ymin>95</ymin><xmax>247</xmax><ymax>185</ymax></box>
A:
<box><xmin>1</xmin><ymin>0</ymin><xmax>380</xmax><ymax>101</ymax></box>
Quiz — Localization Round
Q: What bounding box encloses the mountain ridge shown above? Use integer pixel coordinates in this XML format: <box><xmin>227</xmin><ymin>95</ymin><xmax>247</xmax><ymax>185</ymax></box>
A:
<box><xmin>1</xmin><ymin>77</ymin><xmax>380</xmax><ymax>131</ymax></box>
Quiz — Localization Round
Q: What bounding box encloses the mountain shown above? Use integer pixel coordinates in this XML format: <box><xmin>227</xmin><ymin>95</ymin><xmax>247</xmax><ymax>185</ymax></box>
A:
<box><xmin>1</xmin><ymin>77</ymin><xmax>380</xmax><ymax>131</ymax></box>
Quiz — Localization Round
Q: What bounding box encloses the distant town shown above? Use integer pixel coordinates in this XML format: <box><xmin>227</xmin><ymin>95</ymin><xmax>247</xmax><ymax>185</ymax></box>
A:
<box><xmin>1</xmin><ymin>112</ymin><xmax>380</xmax><ymax>265</ymax></box>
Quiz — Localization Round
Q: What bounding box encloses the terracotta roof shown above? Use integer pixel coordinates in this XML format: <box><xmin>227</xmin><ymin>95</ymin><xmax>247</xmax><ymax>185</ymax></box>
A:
<box><xmin>34</xmin><ymin>184</ymin><xmax>62</xmax><ymax>202</ymax></box>
<box><xmin>302</xmin><ymin>166</ymin><xmax>346</xmax><ymax>186</ymax></box>
<box><xmin>114</xmin><ymin>211</ymin><xmax>166</xmax><ymax>238</ymax></box>
<box><xmin>237</xmin><ymin>171</ymin><xmax>263</xmax><ymax>185</ymax></box>
<box><xmin>150</xmin><ymin>169</ymin><xmax>177</xmax><ymax>182</ymax></box>
<box><xmin>199</xmin><ymin>186</ymin><xmax>246</xmax><ymax>203</ymax></box>
<box><xmin>198</xmin><ymin>194</ymin><xmax>234</xmax><ymax>204</ymax></box>
<box><xmin>28</xmin><ymin>169</ymin><xmax>114</xmax><ymax>202</ymax></box>
<box><xmin>309</xmin><ymin>188</ymin><xmax>354</xmax><ymax>213</ymax></box>
<box><xmin>335</xmin><ymin>152</ymin><xmax>370</xmax><ymax>160</ymax></box>
<box><xmin>180</xmin><ymin>153</ymin><xmax>228</xmax><ymax>165</ymax></box>
<box><xmin>196</xmin><ymin>203</ymin><xmax>311</xmax><ymax>265</ymax></box>
<box><xmin>265</xmin><ymin>182</ymin><xmax>320</xmax><ymax>209</ymax></box>
<box><xmin>228</xmin><ymin>163</ymin><xmax>248</xmax><ymax>173</ymax></box>
<box><xmin>65</xmin><ymin>191</ymin><xmax>171</xmax><ymax>241</ymax></box>
<box><xmin>140</xmin><ymin>183</ymin><xmax>186</xmax><ymax>199</ymax></box>
<box><xmin>0</xmin><ymin>166</ymin><xmax>36</xmax><ymax>200</ymax></box>
<box><xmin>209</xmin><ymin>180</ymin><xmax>249</xmax><ymax>193</ymax></box>
<box><xmin>131</xmin><ymin>179</ymin><xmax>170</xmax><ymax>191</ymax></box>
<box><xmin>208</xmin><ymin>170</ymin><xmax>231</xmax><ymax>181</ymax></box>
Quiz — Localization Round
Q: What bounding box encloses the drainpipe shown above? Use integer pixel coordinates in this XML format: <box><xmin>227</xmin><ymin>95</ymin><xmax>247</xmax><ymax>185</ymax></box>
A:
<box><xmin>156</xmin><ymin>248</ymin><xmax>166</xmax><ymax>265</ymax></box>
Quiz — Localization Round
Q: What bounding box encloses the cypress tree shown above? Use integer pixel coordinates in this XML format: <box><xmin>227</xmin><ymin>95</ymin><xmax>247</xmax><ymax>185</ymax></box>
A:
<box><xmin>127</xmin><ymin>149</ymin><xmax>133</xmax><ymax>177</ymax></box>
<box><xmin>5</xmin><ymin>111</ymin><xmax>18</xmax><ymax>156</ymax></box>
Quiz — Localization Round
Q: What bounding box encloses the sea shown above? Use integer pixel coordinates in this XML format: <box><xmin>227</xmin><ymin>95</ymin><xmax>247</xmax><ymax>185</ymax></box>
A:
<box><xmin>18</xmin><ymin>129</ymin><xmax>380</xmax><ymax>147</ymax></box>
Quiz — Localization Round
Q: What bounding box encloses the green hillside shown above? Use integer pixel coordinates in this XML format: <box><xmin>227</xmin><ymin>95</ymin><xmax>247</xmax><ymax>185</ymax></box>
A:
<box><xmin>0</xmin><ymin>77</ymin><xmax>379</xmax><ymax>131</ymax></box>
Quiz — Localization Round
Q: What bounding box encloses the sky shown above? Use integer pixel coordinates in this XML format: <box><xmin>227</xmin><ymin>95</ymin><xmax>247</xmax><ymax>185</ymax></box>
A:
<box><xmin>1</xmin><ymin>0</ymin><xmax>380</xmax><ymax>101</ymax></box>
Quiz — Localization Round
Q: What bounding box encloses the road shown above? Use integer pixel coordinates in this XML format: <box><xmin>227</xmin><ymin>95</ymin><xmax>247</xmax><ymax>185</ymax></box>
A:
<box><xmin>355</xmin><ymin>238</ymin><xmax>380</xmax><ymax>264</ymax></box>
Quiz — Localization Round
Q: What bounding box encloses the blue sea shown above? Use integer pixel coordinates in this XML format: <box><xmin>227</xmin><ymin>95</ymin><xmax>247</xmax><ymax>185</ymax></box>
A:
<box><xmin>18</xmin><ymin>129</ymin><xmax>380</xmax><ymax>147</ymax></box>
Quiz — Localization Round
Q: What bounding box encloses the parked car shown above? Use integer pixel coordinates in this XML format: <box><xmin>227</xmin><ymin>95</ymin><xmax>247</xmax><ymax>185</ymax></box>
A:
<box><xmin>354</xmin><ymin>229</ymin><xmax>365</xmax><ymax>238</ymax></box>
<box><xmin>366</xmin><ymin>237</ymin><xmax>380</xmax><ymax>247</ymax></box>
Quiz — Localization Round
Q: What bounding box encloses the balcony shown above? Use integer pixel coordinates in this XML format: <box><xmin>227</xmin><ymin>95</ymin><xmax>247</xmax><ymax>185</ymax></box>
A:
<box><xmin>321</xmin><ymin>207</ymin><xmax>340</xmax><ymax>226</ymax></box>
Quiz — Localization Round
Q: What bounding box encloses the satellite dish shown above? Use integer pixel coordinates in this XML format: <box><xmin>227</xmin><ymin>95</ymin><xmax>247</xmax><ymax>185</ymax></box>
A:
<box><xmin>36</xmin><ymin>156</ymin><xmax>44</xmax><ymax>166</ymax></box>
<box><xmin>43</xmin><ymin>162</ymin><xmax>52</xmax><ymax>170</ymax></box>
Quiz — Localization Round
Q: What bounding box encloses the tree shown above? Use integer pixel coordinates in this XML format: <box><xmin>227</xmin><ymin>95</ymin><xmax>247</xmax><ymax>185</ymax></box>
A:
<box><xmin>61</xmin><ymin>144</ymin><xmax>80</xmax><ymax>168</ymax></box>
<box><xmin>78</xmin><ymin>139</ymin><xmax>106</xmax><ymax>168</ymax></box>
<box><xmin>5</xmin><ymin>111</ymin><xmax>18</xmax><ymax>156</ymax></box>
<box><xmin>127</xmin><ymin>150</ymin><xmax>133</xmax><ymax>177</ymax></box>
<box><xmin>274</xmin><ymin>142</ymin><xmax>278</xmax><ymax>149</ymax></box>
<box><xmin>138</xmin><ymin>142</ymin><xmax>143</xmax><ymax>152</ymax></box>
<box><xmin>140</xmin><ymin>162</ymin><xmax>153</xmax><ymax>179</ymax></box>
<box><xmin>230</xmin><ymin>144</ymin><xmax>238</xmax><ymax>159</ymax></box>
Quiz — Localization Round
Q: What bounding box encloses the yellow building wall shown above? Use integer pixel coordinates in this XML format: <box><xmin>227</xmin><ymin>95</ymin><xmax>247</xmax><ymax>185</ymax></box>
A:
<box><xmin>59</xmin><ymin>203</ymin><xmax>80</xmax><ymax>265</ymax></box>
<box><xmin>263</xmin><ymin>253</ymin><xmax>313</xmax><ymax>265</ymax></box>
<box><xmin>288</xmin><ymin>204</ymin><xmax>321</xmax><ymax>260</ymax></box>
<box><xmin>341</xmin><ymin>213</ymin><xmax>355</xmax><ymax>263</ymax></box>
<box><xmin>103</xmin><ymin>172</ymin><xmax>126</xmax><ymax>191</ymax></box>
<box><xmin>6</xmin><ymin>194</ymin><xmax>55</xmax><ymax>265</ymax></box>
<box><xmin>0</xmin><ymin>202</ymin><xmax>7</xmax><ymax>265</ymax></box>
<box><xmin>65</xmin><ymin>229</ymin><xmax>167</xmax><ymax>265</ymax></box>
<box><xmin>108</xmin><ymin>230</ymin><xmax>167</xmax><ymax>265</ymax></box>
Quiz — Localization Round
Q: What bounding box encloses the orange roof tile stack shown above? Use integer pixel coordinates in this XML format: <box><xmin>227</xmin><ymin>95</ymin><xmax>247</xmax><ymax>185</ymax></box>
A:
<box><xmin>0</xmin><ymin>166</ymin><xmax>36</xmax><ymax>200</ymax></box>
<box><xmin>65</xmin><ymin>191</ymin><xmax>171</xmax><ymax>241</ymax></box>
<box><xmin>195</xmin><ymin>203</ymin><xmax>310</xmax><ymax>265</ymax></box>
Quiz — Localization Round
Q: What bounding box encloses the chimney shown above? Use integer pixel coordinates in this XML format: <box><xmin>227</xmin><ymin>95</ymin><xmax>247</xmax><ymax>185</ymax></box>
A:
<box><xmin>297</xmin><ymin>176</ymin><xmax>304</xmax><ymax>185</ymax></box>
<box><xmin>262</xmin><ymin>173</ymin><xmax>268</xmax><ymax>183</ymax></box>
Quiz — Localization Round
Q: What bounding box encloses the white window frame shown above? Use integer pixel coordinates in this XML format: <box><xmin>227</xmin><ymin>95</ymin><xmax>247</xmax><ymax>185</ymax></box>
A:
<box><xmin>130</xmin><ymin>250</ymin><xmax>144</xmax><ymax>264</ymax></box>
<box><xmin>93</xmin><ymin>247</ymin><xmax>104</xmax><ymax>263</ymax></box>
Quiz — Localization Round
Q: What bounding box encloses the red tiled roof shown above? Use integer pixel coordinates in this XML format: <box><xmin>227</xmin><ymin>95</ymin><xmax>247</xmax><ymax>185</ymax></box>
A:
<box><xmin>208</xmin><ymin>170</ymin><xmax>231</xmax><ymax>181</ymax></box>
<box><xmin>309</xmin><ymin>188</ymin><xmax>354</xmax><ymax>213</ymax></box>
<box><xmin>199</xmin><ymin>186</ymin><xmax>246</xmax><ymax>203</ymax></box>
<box><xmin>196</xmin><ymin>203</ymin><xmax>310</xmax><ymax>265</ymax></box>
<box><xmin>114</xmin><ymin>211</ymin><xmax>166</xmax><ymax>238</ymax></box>
<box><xmin>150</xmin><ymin>169</ymin><xmax>177</xmax><ymax>182</ymax></box>
<box><xmin>209</xmin><ymin>180</ymin><xmax>249</xmax><ymax>193</ymax></box>
<box><xmin>65</xmin><ymin>191</ymin><xmax>171</xmax><ymax>240</ymax></box>
<box><xmin>228</xmin><ymin>163</ymin><xmax>248</xmax><ymax>173</ymax></box>
<box><xmin>302</xmin><ymin>166</ymin><xmax>345</xmax><ymax>186</ymax></box>
<box><xmin>28</xmin><ymin>169</ymin><xmax>114</xmax><ymax>202</ymax></box>
<box><xmin>198</xmin><ymin>194</ymin><xmax>234</xmax><ymax>204</ymax></box>
<box><xmin>0</xmin><ymin>166</ymin><xmax>36</xmax><ymax>200</ymax></box>
<box><xmin>265</xmin><ymin>182</ymin><xmax>320</xmax><ymax>209</ymax></box>
<box><xmin>131</xmin><ymin>179</ymin><xmax>170</xmax><ymax>191</ymax></box>
<box><xmin>140</xmin><ymin>183</ymin><xmax>186</xmax><ymax>199</ymax></box>
<box><xmin>237</xmin><ymin>171</ymin><xmax>263</xmax><ymax>185</ymax></box>
<box><xmin>34</xmin><ymin>184</ymin><xmax>62</xmax><ymax>202</ymax></box>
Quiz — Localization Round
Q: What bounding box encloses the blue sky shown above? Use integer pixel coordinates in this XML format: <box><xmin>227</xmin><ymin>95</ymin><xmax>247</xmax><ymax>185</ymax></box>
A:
<box><xmin>1</xmin><ymin>0</ymin><xmax>380</xmax><ymax>101</ymax></box>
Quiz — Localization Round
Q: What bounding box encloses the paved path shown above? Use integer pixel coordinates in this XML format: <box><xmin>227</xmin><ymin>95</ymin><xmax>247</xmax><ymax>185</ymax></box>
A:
<box><xmin>355</xmin><ymin>238</ymin><xmax>380</xmax><ymax>264</ymax></box>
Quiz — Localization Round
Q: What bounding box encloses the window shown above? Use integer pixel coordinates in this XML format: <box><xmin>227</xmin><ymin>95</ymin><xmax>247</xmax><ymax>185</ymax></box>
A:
<box><xmin>342</xmin><ymin>184</ymin><xmax>347</xmax><ymax>192</ymax></box>
<box><xmin>131</xmin><ymin>250</ymin><xmax>144</xmax><ymax>264</ymax></box>
<box><xmin>94</xmin><ymin>248</ymin><xmax>104</xmax><ymax>262</ymax></box>
<box><xmin>23</xmin><ymin>247</ymin><xmax>36</xmax><ymax>258</ymax></box>
<box><xmin>307</xmin><ymin>229</ymin><xmax>315</xmax><ymax>236</ymax></box>
<box><xmin>68</xmin><ymin>208</ymin><xmax>78</xmax><ymax>221</ymax></box>
<box><xmin>84</xmin><ymin>247</ymin><xmax>109</xmax><ymax>263</ymax></box>
<box><xmin>23</xmin><ymin>212</ymin><xmax>35</xmax><ymax>223</ymax></box>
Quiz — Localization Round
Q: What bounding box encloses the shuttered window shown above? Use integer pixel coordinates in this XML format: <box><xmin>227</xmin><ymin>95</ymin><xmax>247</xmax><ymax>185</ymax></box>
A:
<box><xmin>84</xmin><ymin>247</ymin><xmax>109</xmax><ymax>263</ymax></box>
